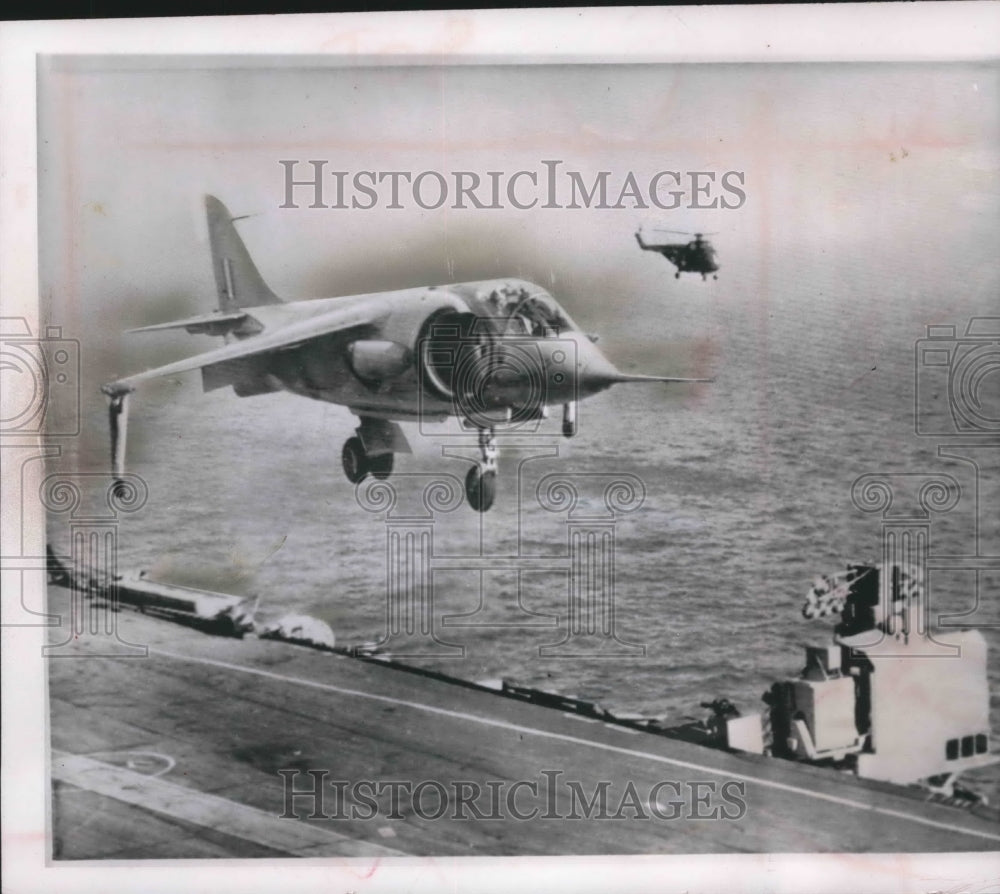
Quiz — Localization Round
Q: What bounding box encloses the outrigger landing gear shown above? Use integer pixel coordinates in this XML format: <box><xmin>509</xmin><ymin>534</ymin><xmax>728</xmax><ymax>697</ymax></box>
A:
<box><xmin>341</xmin><ymin>417</ymin><xmax>408</xmax><ymax>484</ymax></box>
<box><xmin>102</xmin><ymin>384</ymin><xmax>134</xmax><ymax>499</ymax></box>
<box><xmin>465</xmin><ymin>427</ymin><xmax>498</xmax><ymax>512</ymax></box>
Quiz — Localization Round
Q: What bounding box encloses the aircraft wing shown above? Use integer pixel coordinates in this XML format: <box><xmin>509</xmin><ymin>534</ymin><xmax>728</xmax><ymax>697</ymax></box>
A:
<box><xmin>102</xmin><ymin>303</ymin><xmax>377</xmax><ymax>395</ymax></box>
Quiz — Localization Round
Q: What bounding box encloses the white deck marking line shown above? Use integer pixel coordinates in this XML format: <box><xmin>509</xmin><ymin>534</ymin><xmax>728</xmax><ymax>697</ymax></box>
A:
<box><xmin>603</xmin><ymin>722</ymin><xmax>640</xmax><ymax>734</ymax></box>
<box><xmin>152</xmin><ymin>648</ymin><xmax>1000</xmax><ymax>844</ymax></box>
<box><xmin>52</xmin><ymin>751</ymin><xmax>405</xmax><ymax>858</ymax></box>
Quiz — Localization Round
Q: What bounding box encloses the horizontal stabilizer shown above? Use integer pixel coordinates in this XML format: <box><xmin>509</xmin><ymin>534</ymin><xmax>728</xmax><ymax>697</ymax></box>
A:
<box><xmin>128</xmin><ymin>311</ymin><xmax>252</xmax><ymax>336</ymax></box>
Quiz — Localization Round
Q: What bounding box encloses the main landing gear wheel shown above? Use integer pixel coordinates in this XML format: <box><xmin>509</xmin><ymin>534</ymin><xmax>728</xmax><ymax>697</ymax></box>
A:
<box><xmin>368</xmin><ymin>452</ymin><xmax>394</xmax><ymax>480</ymax></box>
<box><xmin>342</xmin><ymin>437</ymin><xmax>395</xmax><ymax>483</ymax></box>
<box><xmin>342</xmin><ymin>437</ymin><xmax>368</xmax><ymax>483</ymax></box>
<box><xmin>463</xmin><ymin>425</ymin><xmax>499</xmax><ymax>512</ymax></box>
<box><xmin>465</xmin><ymin>465</ymin><xmax>496</xmax><ymax>512</ymax></box>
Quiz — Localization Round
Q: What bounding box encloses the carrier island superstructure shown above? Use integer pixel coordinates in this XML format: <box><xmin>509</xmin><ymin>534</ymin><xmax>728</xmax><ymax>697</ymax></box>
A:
<box><xmin>692</xmin><ymin>562</ymin><xmax>995</xmax><ymax>799</ymax></box>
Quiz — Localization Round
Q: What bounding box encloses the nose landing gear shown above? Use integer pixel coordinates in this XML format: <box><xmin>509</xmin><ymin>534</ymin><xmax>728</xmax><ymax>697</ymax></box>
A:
<box><xmin>465</xmin><ymin>427</ymin><xmax>498</xmax><ymax>512</ymax></box>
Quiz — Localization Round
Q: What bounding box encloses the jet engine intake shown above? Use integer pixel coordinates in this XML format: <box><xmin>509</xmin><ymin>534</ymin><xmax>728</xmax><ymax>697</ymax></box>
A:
<box><xmin>418</xmin><ymin>309</ymin><xmax>488</xmax><ymax>401</ymax></box>
<box><xmin>418</xmin><ymin>308</ymin><xmax>554</xmax><ymax>427</ymax></box>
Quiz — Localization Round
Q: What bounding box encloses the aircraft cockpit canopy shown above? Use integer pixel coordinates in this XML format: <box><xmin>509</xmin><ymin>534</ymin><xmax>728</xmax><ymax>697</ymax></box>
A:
<box><xmin>477</xmin><ymin>284</ymin><xmax>572</xmax><ymax>337</ymax></box>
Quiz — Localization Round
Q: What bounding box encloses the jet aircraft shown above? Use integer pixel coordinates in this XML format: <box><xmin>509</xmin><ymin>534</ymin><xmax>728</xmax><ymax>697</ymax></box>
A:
<box><xmin>102</xmin><ymin>197</ymin><xmax>712</xmax><ymax>511</ymax></box>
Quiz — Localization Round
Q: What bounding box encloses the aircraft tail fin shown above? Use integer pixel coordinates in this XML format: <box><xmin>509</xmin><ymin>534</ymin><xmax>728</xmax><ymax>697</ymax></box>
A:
<box><xmin>205</xmin><ymin>195</ymin><xmax>283</xmax><ymax>311</ymax></box>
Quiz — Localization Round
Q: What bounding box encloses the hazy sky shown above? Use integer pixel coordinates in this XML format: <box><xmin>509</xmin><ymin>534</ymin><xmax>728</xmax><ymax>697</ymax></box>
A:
<box><xmin>37</xmin><ymin>57</ymin><xmax>999</xmax><ymax>392</ymax></box>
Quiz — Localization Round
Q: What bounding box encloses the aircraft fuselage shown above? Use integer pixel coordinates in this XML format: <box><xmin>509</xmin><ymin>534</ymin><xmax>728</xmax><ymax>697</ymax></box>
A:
<box><xmin>222</xmin><ymin>278</ymin><xmax>622</xmax><ymax>424</ymax></box>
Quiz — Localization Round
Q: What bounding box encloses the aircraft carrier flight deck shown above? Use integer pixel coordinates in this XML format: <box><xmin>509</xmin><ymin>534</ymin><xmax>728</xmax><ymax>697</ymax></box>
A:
<box><xmin>47</xmin><ymin>581</ymin><xmax>1000</xmax><ymax>860</ymax></box>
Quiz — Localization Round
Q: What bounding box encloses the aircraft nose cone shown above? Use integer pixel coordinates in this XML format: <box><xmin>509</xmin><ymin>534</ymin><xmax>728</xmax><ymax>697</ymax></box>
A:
<box><xmin>531</xmin><ymin>332</ymin><xmax>623</xmax><ymax>401</ymax></box>
<box><xmin>468</xmin><ymin>332</ymin><xmax>625</xmax><ymax>409</ymax></box>
<box><xmin>576</xmin><ymin>339</ymin><xmax>624</xmax><ymax>396</ymax></box>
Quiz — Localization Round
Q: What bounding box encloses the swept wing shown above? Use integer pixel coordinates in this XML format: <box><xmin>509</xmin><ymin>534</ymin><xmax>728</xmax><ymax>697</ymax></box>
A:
<box><xmin>103</xmin><ymin>303</ymin><xmax>378</xmax><ymax>396</ymax></box>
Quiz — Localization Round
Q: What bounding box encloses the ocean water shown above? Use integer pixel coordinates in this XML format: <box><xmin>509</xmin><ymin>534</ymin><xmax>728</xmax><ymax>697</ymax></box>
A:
<box><xmin>47</xmin><ymin>270</ymin><xmax>1000</xmax><ymax>799</ymax></box>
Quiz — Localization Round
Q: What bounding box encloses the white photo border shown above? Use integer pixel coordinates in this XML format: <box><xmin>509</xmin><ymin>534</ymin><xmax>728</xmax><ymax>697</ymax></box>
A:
<box><xmin>2</xmin><ymin>5</ymin><xmax>999</xmax><ymax>893</ymax></box>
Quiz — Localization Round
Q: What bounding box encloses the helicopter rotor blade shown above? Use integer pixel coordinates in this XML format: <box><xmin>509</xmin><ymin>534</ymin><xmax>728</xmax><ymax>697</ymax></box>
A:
<box><xmin>642</xmin><ymin>227</ymin><xmax>719</xmax><ymax>238</ymax></box>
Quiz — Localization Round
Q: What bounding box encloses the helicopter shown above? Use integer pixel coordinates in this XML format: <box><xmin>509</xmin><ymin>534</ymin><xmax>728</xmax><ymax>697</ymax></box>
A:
<box><xmin>635</xmin><ymin>227</ymin><xmax>719</xmax><ymax>280</ymax></box>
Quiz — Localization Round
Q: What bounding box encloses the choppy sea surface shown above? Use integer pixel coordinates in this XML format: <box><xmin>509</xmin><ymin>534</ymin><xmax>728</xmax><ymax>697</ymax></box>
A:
<box><xmin>48</xmin><ymin>272</ymin><xmax>1000</xmax><ymax>800</ymax></box>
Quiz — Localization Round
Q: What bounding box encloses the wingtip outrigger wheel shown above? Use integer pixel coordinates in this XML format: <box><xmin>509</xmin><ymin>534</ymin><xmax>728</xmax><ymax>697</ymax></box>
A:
<box><xmin>101</xmin><ymin>383</ymin><xmax>134</xmax><ymax>497</ymax></box>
